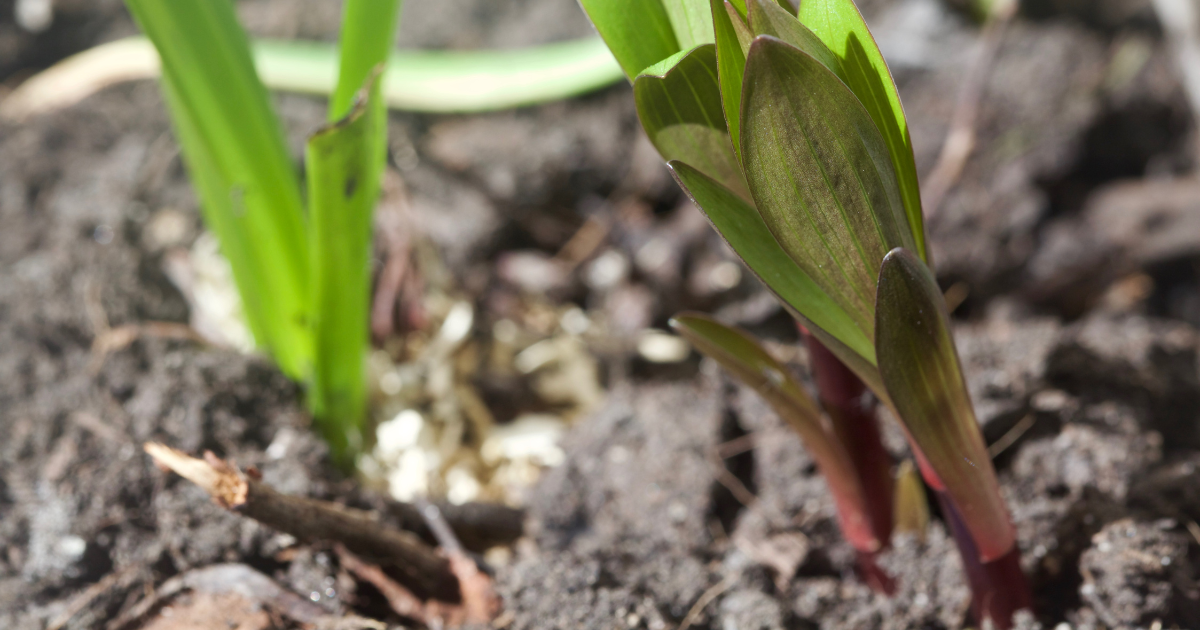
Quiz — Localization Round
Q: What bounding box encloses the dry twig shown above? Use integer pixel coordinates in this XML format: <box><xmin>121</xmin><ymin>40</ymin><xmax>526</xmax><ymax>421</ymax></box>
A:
<box><xmin>144</xmin><ymin>443</ymin><xmax>460</xmax><ymax>602</ymax></box>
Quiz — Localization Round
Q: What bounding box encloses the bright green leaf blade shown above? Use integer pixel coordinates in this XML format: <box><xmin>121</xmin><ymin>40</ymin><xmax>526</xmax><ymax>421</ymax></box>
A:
<box><xmin>664</xmin><ymin>0</ymin><xmax>715</xmax><ymax>49</ymax></box>
<box><xmin>306</xmin><ymin>92</ymin><xmax>380</xmax><ymax>469</ymax></box>
<box><xmin>634</xmin><ymin>44</ymin><xmax>750</xmax><ymax>201</ymax></box>
<box><xmin>579</xmin><ymin>0</ymin><xmax>679</xmax><ymax>80</ymax></box>
<box><xmin>875</xmin><ymin>248</ymin><xmax>1015</xmax><ymax>562</ymax></box>
<box><xmin>728</xmin><ymin>0</ymin><xmax>748</xmax><ymax>18</ymax></box>
<box><xmin>331</xmin><ymin>0</ymin><xmax>401</xmax><ymax>120</ymax></box>
<box><xmin>668</xmin><ymin>161</ymin><xmax>874</xmax><ymax>362</ymax></box>
<box><xmin>798</xmin><ymin>0</ymin><xmax>927</xmax><ymax>261</ymax></box>
<box><xmin>747</xmin><ymin>0</ymin><xmax>843</xmax><ymax>78</ymax></box>
<box><xmin>740</xmin><ymin>35</ymin><xmax>914</xmax><ymax>351</ymax></box>
<box><xmin>125</xmin><ymin>0</ymin><xmax>310</xmax><ymax>380</ymax></box>
<box><xmin>670</xmin><ymin>312</ymin><xmax>880</xmax><ymax>552</ymax></box>
<box><xmin>331</xmin><ymin>0</ymin><xmax>400</xmax><ymax>212</ymax></box>
<box><xmin>710</xmin><ymin>0</ymin><xmax>747</xmax><ymax>163</ymax></box>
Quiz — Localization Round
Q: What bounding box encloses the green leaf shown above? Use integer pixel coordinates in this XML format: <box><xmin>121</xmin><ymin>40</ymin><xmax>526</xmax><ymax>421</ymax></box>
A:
<box><xmin>710</xmin><ymin>0</ymin><xmax>748</xmax><ymax>163</ymax></box>
<box><xmin>727</xmin><ymin>0</ymin><xmax>748</xmax><ymax>19</ymax></box>
<box><xmin>306</xmin><ymin>88</ymin><xmax>381</xmax><ymax>468</ymax></box>
<box><xmin>125</xmin><ymin>0</ymin><xmax>310</xmax><ymax>380</ymax></box>
<box><xmin>667</xmin><ymin>161</ymin><xmax>873</xmax><ymax>363</ymax></box>
<box><xmin>797</xmin><ymin>0</ymin><xmax>927</xmax><ymax>261</ymax></box>
<box><xmin>670</xmin><ymin>312</ymin><xmax>881</xmax><ymax>552</ymax></box>
<box><xmin>875</xmin><ymin>248</ymin><xmax>1015</xmax><ymax>562</ymax></box>
<box><xmin>580</xmin><ymin>0</ymin><xmax>680</xmax><ymax>80</ymax></box>
<box><xmin>331</xmin><ymin>0</ymin><xmax>401</xmax><ymax>121</ymax></box>
<box><xmin>663</xmin><ymin>0</ymin><xmax>715</xmax><ymax>49</ymax></box>
<box><xmin>634</xmin><ymin>44</ymin><xmax>749</xmax><ymax>201</ymax></box>
<box><xmin>740</xmin><ymin>35</ymin><xmax>915</xmax><ymax>354</ymax></box>
<box><xmin>331</xmin><ymin>0</ymin><xmax>400</xmax><ymax>212</ymax></box>
<box><xmin>746</xmin><ymin>0</ymin><xmax>842</xmax><ymax>78</ymax></box>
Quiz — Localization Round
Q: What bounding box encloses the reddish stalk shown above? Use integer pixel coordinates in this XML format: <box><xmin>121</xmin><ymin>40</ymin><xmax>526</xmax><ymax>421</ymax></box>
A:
<box><xmin>937</xmin><ymin>493</ymin><xmax>1032</xmax><ymax>629</ymax></box>
<box><xmin>802</xmin><ymin>330</ymin><xmax>896</xmax><ymax>593</ymax></box>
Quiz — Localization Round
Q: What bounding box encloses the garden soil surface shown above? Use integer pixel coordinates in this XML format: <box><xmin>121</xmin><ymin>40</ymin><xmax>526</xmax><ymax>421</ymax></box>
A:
<box><xmin>4</xmin><ymin>0</ymin><xmax>1200</xmax><ymax>628</ymax></box>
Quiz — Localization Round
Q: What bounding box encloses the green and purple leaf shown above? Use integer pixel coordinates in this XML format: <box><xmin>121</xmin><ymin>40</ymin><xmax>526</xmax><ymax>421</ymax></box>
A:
<box><xmin>579</xmin><ymin>0</ymin><xmax>680</xmax><ymax>79</ymax></box>
<box><xmin>740</xmin><ymin>35</ymin><xmax>915</xmax><ymax>354</ymax></box>
<box><xmin>634</xmin><ymin>44</ymin><xmax>749</xmax><ymax>201</ymax></box>
<box><xmin>668</xmin><ymin>161</ymin><xmax>873</xmax><ymax>363</ymax></box>
<box><xmin>670</xmin><ymin>312</ymin><xmax>881</xmax><ymax>552</ymax></box>
<box><xmin>875</xmin><ymin>248</ymin><xmax>1015</xmax><ymax>562</ymax></box>
<box><xmin>746</xmin><ymin>0</ymin><xmax>842</xmax><ymax>76</ymax></box>
<box><xmin>797</xmin><ymin>0</ymin><xmax>926</xmax><ymax>260</ymax></box>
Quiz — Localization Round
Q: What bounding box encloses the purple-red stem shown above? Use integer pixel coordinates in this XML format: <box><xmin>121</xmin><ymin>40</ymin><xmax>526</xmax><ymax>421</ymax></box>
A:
<box><xmin>803</xmin><ymin>332</ymin><xmax>895</xmax><ymax>549</ymax></box>
<box><xmin>937</xmin><ymin>493</ymin><xmax>1032</xmax><ymax>629</ymax></box>
<box><xmin>802</xmin><ymin>331</ymin><xmax>895</xmax><ymax>593</ymax></box>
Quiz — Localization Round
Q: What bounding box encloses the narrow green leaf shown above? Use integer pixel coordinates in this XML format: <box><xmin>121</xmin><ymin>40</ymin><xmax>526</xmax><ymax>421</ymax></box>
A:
<box><xmin>726</xmin><ymin>2</ymin><xmax>754</xmax><ymax>51</ymax></box>
<box><xmin>125</xmin><ymin>0</ymin><xmax>310</xmax><ymax>380</ymax></box>
<box><xmin>875</xmin><ymin>248</ymin><xmax>1015</xmax><ymax>562</ymax></box>
<box><xmin>670</xmin><ymin>312</ymin><xmax>881</xmax><ymax>552</ymax></box>
<box><xmin>663</xmin><ymin>0</ymin><xmax>715</xmax><ymax>49</ymax></box>
<box><xmin>775</xmin><ymin>0</ymin><xmax>798</xmax><ymax>15</ymax></box>
<box><xmin>747</xmin><ymin>0</ymin><xmax>842</xmax><ymax>78</ymax></box>
<box><xmin>331</xmin><ymin>0</ymin><xmax>400</xmax><ymax>211</ymax></box>
<box><xmin>710</xmin><ymin>0</ymin><xmax>747</xmax><ymax>163</ymax></box>
<box><xmin>740</xmin><ymin>35</ymin><xmax>914</xmax><ymax>352</ymax></box>
<box><xmin>797</xmin><ymin>0</ymin><xmax>927</xmax><ymax>261</ymax></box>
<box><xmin>580</xmin><ymin>0</ymin><xmax>680</xmax><ymax>80</ymax></box>
<box><xmin>634</xmin><ymin>44</ymin><xmax>749</xmax><ymax>202</ymax></box>
<box><xmin>727</xmin><ymin>0</ymin><xmax>748</xmax><ymax>19</ymax></box>
<box><xmin>331</xmin><ymin>0</ymin><xmax>401</xmax><ymax>120</ymax></box>
<box><xmin>306</xmin><ymin>89</ymin><xmax>380</xmax><ymax>468</ymax></box>
<box><xmin>667</xmin><ymin>161</ymin><xmax>873</xmax><ymax>363</ymax></box>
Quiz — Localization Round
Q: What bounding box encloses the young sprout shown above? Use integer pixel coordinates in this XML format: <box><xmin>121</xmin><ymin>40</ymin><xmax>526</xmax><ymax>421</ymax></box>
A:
<box><xmin>581</xmin><ymin>0</ymin><xmax>1031</xmax><ymax>625</ymax></box>
<box><xmin>125</xmin><ymin>0</ymin><xmax>401</xmax><ymax>468</ymax></box>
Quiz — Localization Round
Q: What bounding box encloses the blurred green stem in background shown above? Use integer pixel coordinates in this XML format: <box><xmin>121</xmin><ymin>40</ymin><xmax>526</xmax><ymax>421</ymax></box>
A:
<box><xmin>0</xmin><ymin>35</ymin><xmax>625</xmax><ymax>120</ymax></box>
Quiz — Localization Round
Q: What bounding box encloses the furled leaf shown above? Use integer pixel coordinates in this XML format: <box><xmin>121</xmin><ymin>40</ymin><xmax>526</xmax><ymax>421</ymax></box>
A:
<box><xmin>634</xmin><ymin>44</ymin><xmax>749</xmax><ymax>201</ymax></box>
<box><xmin>306</xmin><ymin>89</ymin><xmax>380</xmax><ymax>468</ymax></box>
<box><xmin>740</xmin><ymin>35</ymin><xmax>915</xmax><ymax>353</ymax></box>
<box><xmin>797</xmin><ymin>0</ymin><xmax>926</xmax><ymax>260</ymax></box>
<box><xmin>892</xmin><ymin>459</ymin><xmax>929</xmax><ymax>542</ymax></box>
<box><xmin>668</xmin><ymin>161</ymin><xmax>872</xmax><ymax>362</ymax></box>
<box><xmin>875</xmin><ymin>248</ymin><xmax>1015</xmax><ymax>562</ymax></box>
<box><xmin>709</xmin><ymin>0</ymin><xmax>748</xmax><ymax>162</ymax></box>
<box><xmin>580</xmin><ymin>0</ymin><xmax>680</xmax><ymax>79</ymax></box>
<box><xmin>125</xmin><ymin>0</ymin><xmax>310</xmax><ymax>380</ymax></box>
<box><xmin>663</xmin><ymin>0</ymin><xmax>715</xmax><ymax>49</ymax></box>
<box><xmin>670</xmin><ymin>312</ymin><xmax>880</xmax><ymax>552</ymax></box>
<box><xmin>746</xmin><ymin>0</ymin><xmax>842</xmax><ymax>79</ymax></box>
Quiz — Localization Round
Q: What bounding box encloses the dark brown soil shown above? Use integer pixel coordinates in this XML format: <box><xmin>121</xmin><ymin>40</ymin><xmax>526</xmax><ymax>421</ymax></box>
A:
<box><xmin>4</xmin><ymin>0</ymin><xmax>1200</xmax><ymax>629</ymax></box>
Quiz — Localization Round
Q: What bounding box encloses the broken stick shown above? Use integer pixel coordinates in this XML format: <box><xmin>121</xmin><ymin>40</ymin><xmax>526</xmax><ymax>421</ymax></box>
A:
<box><xmin>144</xmin><ymin>443</ymin><xmax>460</xmax><ymax>602</ymax></box>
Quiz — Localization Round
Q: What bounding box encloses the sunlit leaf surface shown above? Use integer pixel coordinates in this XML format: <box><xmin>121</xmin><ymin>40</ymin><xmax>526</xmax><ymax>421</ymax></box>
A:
<box><xmin>875</xmin><ymin>248</ymin><xmax>1015</xmax><ymax>562</ymax></box>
